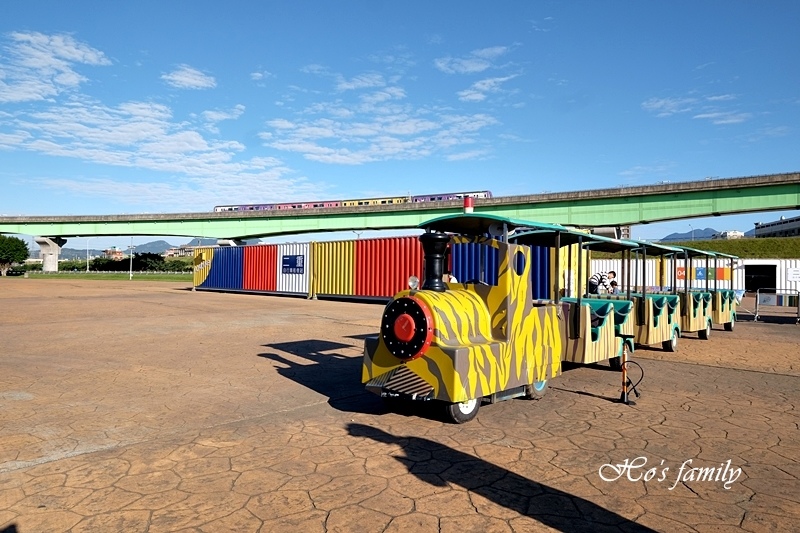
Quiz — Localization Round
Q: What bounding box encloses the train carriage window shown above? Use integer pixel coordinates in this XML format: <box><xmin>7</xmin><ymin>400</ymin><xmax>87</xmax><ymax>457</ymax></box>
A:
<box><xmin>513</xmin><ymin>250</ymin><xmax>526</xmax><ymax>276</ymax></box>
<box><xmin>450</xmin><ymin>242</ymin><xmax>500</xmax><ymax>287</ymax></box>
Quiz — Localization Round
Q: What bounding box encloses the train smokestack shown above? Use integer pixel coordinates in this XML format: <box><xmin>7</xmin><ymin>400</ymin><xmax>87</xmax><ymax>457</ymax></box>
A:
<box><xmin>419</xmin><ymin>232</ymin><xmax>450</xmax><ymax>292</ymax></box>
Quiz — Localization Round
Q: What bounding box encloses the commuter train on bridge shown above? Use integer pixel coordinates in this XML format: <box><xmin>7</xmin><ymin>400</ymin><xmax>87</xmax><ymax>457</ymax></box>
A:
<box><xmin>213</xmin><ymin>190</ymin><xmax>492</xmax><ymax>212</ymax></box>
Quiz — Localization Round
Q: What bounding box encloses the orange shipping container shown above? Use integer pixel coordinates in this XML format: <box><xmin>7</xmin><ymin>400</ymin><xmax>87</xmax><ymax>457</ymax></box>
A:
<box><xmin>355</xmin><ymin>236</ymin><xmax>423</xmax><ymax>298</ymax></box>
<box><xmin>243</xmin><ymin>245</ymin><xmax>278</xmax><ymax>291</ymax></box>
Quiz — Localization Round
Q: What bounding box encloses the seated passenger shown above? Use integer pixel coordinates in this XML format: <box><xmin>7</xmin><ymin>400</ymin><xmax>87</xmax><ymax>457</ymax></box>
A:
<box><xmin>588</xmin><ymin>270</ymin><xmax>616</xmax><ymax>294</ymax></box>
<box><xmin>609</xmin><ymin>280</ymin><xmax>619</xmax><ymax>295</ymax></box>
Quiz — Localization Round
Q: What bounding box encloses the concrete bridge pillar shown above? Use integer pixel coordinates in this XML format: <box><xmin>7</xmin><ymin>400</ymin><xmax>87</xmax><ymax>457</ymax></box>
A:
<box><xmin>216</xmin><ymin>239</ymin><xmax>245</xmax><ymax>246</ymax></box>
<box><xmin>35</xmin><ymin>237</ymin><xmax>67</xmax><ymax>272</ymax></box>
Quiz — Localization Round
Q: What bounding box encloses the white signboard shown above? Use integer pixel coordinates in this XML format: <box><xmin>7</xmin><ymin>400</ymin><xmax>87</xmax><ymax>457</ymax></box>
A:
<box><xmin>787</xmin><ymin>268</ymin><xmax>800</xmax><ymax>282</ymax></box>
<box><xmin>758</xmin><ymin>294</ymin><xmax>778</xmax><ymax>306</ymax></box>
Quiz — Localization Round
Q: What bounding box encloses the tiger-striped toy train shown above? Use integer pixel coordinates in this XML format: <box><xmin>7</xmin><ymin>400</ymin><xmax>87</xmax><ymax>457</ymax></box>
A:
<box><xmin>362</xmin><ymin>210</ymin><xmax>738</xmax><ymax>423</ymax></box>
<box><xmin>213</xmin><ymin>190</ymin><xmax>492</xmax><ymax>212</ymax></box>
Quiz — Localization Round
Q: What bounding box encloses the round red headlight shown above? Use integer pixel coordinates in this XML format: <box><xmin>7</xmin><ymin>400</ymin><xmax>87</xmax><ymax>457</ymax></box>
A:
<box><xmin>381</xmin><ymin>296</ymin><xmax>434</xmax><ymax>361</ymax></box>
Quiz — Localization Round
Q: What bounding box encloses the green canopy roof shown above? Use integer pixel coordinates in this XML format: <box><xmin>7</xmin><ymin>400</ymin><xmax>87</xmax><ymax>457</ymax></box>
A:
<box><xmin>669</xmin><ymin>244</ymin><xmax>720</xmax><ymax>258</ymax></box>
<box><xmin>624</xmin><ymin>239</ymin><xmax>684</xmax><ymax>256</ymax></box>
<box><xmin>418</xmin><ymin>213</ymin><xmax>566</xmax><ymax>236</ymax></box>
<box><xmin>512</xmin><ymin>227</ymin><xmax>639</xmax><ymax>252</ymax></box>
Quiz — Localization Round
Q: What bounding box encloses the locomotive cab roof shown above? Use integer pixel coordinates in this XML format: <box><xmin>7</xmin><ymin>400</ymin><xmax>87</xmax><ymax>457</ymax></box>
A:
<box><xmin>419</xmin><ymin>213</ymin><xmax>566</xmax><ymax>237</ymax></box>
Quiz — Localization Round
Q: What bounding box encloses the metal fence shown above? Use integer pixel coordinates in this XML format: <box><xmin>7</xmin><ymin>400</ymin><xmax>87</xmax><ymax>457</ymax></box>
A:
<box><xmin>754</xmin><ymin>288</ymin><xmax>800</xmax><ymax>323</ymax></box>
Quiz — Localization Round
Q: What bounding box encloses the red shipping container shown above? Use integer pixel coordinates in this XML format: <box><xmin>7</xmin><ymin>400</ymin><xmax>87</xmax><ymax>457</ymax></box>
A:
<box><xmin>243</xmin><ymin>245</ymin><xmax>278</xmax><ymax>291</ymax></box>
<box><xmin>355</xmin><ymin>236</ymin><xmax>424</xmax><ymax>298</ymax></box>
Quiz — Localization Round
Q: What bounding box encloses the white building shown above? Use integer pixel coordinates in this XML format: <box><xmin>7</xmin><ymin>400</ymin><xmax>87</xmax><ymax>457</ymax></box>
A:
<box><xmin>754</xmin><ymin>215</ymin><xmax>800</xmax><ymax>238</ymax></box>
<box><xmin>712</xmin><ymin>230</ymin><xmax>744</xmax><ymax>240</ymax></box>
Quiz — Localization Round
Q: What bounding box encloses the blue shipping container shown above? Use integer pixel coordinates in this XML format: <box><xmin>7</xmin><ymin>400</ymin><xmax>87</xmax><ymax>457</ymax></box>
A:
<box><xmin>199</xmin><ymin>246</ymin><xmax>244</xmax><ymax>290</ymax></box>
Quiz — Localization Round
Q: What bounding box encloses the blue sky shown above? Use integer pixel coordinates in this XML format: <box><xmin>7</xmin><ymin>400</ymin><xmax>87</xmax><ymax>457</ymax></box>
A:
<box><xmin>2</xmin><ymin>1</ymin><xmax>799</xmax><ymax>250</ymax></box>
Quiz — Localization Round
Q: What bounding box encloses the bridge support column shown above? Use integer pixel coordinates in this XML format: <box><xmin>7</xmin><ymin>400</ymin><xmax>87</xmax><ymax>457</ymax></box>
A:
<box><xmin>35</xmin><ymin>237</ymin><xmax>67</xmax><ymax>272</ymax></box>
<box><xmin>216</xmin><ymin>239</ymin><xmax>245</xmax><ymax>246</ymax></box>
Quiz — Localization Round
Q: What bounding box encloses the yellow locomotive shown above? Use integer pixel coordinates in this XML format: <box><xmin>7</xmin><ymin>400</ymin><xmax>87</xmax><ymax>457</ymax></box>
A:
<box><xmin>362</xmin><ymin>213</ymin><xmax>635</xmax><ymax>423</ymax></box>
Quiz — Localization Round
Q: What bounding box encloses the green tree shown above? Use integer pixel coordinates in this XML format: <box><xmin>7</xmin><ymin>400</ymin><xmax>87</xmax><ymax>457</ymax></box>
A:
<box><xmin>165</xmin><ymin>258</ymin><xmax>193</xmax><ymax>272</ymax></box>
<box><xmin>89</xmin><ymin>257</ymin><xmax>123</xmax><ymax>272</ymax></box>
<box><xmin>0</xmin><ymin>235</ymin><xmax>30</xmax><ymax>276</ymax></box>
<box><xmin>133</xmin><ymin>252</ymin><xmax>167</xmax><ymax>272</ymax></box>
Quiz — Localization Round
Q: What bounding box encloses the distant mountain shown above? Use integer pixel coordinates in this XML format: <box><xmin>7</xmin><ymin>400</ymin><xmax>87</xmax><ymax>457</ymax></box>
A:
<box><xmin>184</xmin><ymin>237</ymin><xmax>262</xmax><ymax>246</ymax></box>
<box><xmin>185</xmin><ymin>238</ymin><xmax>218</xmax><ymax>246</ymax></box>
<box><xmin>52</xmin><ymin>248</ymin><xmax>108</xmax><ymax>260</ymax></box>
<box><xmin>133</xmin><ymin>240</ymin><xmax>176</xmax><ymax>254</ymax></box>
<box><xmin>36</xmin><ymin>237</ymin><xmax>264</xmax><ymax>260</ymax></box>
<box><xmin>660</xmin><ymin>228</ymin><xmax>719</xmax><ymax>242</ymax></box>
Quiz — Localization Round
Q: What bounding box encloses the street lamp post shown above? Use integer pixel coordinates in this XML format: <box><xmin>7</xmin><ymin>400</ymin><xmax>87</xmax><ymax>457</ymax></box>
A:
<box><xmin>129</xmin><ymin>237</ymin><xmax>134</xmax><ymax>280</ymax></box>
<box><xmin>86</xmin><ymin>237</ymin><xmax>94</xmax><ymax>272</ymax></box>
<box><xmin>689</xmin><ymin>224</ymin><xmax>694</xmax><ymax>241</ymax></box>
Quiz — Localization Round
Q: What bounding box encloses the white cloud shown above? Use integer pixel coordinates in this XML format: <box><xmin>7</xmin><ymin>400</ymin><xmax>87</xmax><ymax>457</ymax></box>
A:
<box><xmin>641</xmin><ymin>96</ymin><xmax>697</xmax><ymax>117</ymax></box>
<box><xmin>250</xmin><ymin>70</ymin><xmax>273</xmax><ymax>81</ymax></box>
<box><xmin>446</xmin><ymin>149</ymin><xmax>490</xmax><ymax>161</ymax></box>
<box><xmin>434</xmin><ymin>46</ymin><xmax>510</xmax><ymax>74</ymax></box>
<box><xmin>707</xmin><ymin>94</ymin><xmax>736</xmax><ymax>102</ymax></box>
<box><xmin>530</xmin><ymin>18</ymin><xmax>553</xmax><ymax>32</ymax></box>
<box><xmin>457</xmin><ymin>74</ymin><xmax>518</xmax><ymax>102</ymax></box>
<box><xmin>0</xmin><ymin>97</ymin><xmax>326</xmax><ymax>209</ymax></box>
<box><xmin>202</xmin><ymin>104</ymin><xmax>246</xmax><ymax>132</ymax></box>
<box><xmin>746</xmin><ymin>126</ymin><xmax>790</xmax><ymax>142</ymax></box>
<box><xmin>693</xmin><ymin>111</ymin><xmax>751</xmax><ymax>124</ymax></box>
<box><xmin>360</xmin><ymin>87</ymin><xmax>406</xmax><ymax>105</ymax></box>
<box><xmin>161</xmin><ymin>64</ymin><xmax>216</xmax><ymax>89</ymax></box>
<box><xmin>0</xmin><ymin>31</ymin><xmax>111</xmax><ymax>103</ymax></box>
<box><xmin>301</xmin><ymin>64</ymin><xmax>329</xmax><ymax>75</ymax></box>
<box><xmin>261</xmin><ymin>82</ymin><xmax>498</xmax><ymax>165</ymax></box>
<box><xmin>336</xmin><ymin>72</ymin><xmax>385</xmax><ymax>91</ymax></box>
<box><xmin>262</xmin><ymin>112</ymin><xmax>497</xmax><ymax>164</ymax></box>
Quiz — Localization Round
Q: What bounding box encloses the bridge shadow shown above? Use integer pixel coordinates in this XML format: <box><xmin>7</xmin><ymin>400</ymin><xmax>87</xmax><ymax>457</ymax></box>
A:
<box><xmin>348</xmin><ymin>423</ymin><xmax>657</xmax><ymax>532</ymax></box>
<box><xmin>257</xmin><ymin>339</ymin><xmax>384</xmax><ymax>415</ymax></box>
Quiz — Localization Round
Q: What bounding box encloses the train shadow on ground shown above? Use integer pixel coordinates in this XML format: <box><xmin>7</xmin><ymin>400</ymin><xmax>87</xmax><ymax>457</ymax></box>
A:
<box><xmin>258</xmin><ymin>339</ymin><xmax>383</xmax><ymax>415</ymax></box>
<box><xmin>257</xmin><ymin>338</ymin><xmax>480</xmax><ymax>423</ymax></box>
<box><xmin>348</xmin><ymin>423</ymin><xmax>659</xmax><ymax>533</ymax></box>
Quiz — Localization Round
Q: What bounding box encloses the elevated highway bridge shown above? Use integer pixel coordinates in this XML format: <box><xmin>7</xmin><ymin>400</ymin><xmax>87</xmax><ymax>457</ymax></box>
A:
<box><xmin>1</xmin><ymin>172</ymin><xmax>798</xmax><ymax>270</ymax></box>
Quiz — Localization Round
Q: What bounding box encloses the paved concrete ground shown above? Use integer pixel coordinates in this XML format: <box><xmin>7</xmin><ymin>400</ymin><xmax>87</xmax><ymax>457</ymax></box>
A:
<box><xmin>1</xmin><ymin>279</ymin><xmax>798</xmax><ymax>532</ymax></box>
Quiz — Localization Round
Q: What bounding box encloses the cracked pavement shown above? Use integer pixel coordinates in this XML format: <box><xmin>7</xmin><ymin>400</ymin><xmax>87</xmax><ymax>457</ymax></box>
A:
<box><xmin>1</xmin><ymin>279</ymin><xmax>798</xmax><ymax>532</ymax></box>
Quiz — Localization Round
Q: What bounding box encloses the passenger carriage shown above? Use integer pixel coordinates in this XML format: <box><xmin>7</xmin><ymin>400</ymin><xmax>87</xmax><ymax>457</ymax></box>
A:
<box><xmin>708</xmin><ymin>251</ymin><xmax>738</xmax><ymax>331</ymax></box>
<box><xmin>592</xmin><ymin>240</ymin><xmax>684</xmax><ymax>352</ymax></box>
<box><xmin>508</xmin><ymin>227</ymin><xmax>638</xmax><ymax>371</ymax></box>
<box><xmin>673</xmin><ymin>246</ymin><xmax>717</xmax><ymax>340</ymax></box>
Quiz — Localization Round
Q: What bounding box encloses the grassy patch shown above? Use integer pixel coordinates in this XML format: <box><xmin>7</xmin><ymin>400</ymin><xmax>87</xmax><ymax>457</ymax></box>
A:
<box><xmin>23</xmin><ymin>272</ymin><xmax>193</xmax><ymax>282</ymax></box>
<box><xmin>594</xmin><ymin>236</ymin><xmax>800</xmax><ymax>259</ymax></box>
<box><xmin>662</xmin><ymin>236</ymin><xmax>800</xmax><ymax>258</ymax></box>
